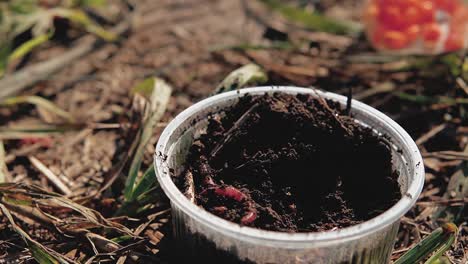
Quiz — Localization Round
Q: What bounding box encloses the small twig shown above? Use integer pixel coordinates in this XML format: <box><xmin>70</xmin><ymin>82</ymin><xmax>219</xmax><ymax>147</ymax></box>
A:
<box><xmin>423</xmin><ymin>151</ymin><xmax>468</xmax><ymax>161</ymax></box>
<box><xmin>417</xmin><ymin>198</ymin><xmax>467</xmax><ymax>207</ymax></box>
<box><xmin>210</xmin><ymin>103</ymin><xmax>259</xmax><ymax>157</ymax></box>
<box><xmin>455</xmin><ymin>77</ymin><xmax>468</xmax><ymax>95</ymax></box>
<box><xmin>345</xmin><ymin>85</ymin><xmax>352</xmax><ymax>116</ymax></box>
<box><xmin>416</xmin><ymin>124</ymin><xmax>446</xmax><ymax>146</ymax></box>
<box><xmin>0</xmin><ymin>140</ymin><xmax>9</xmax><ymax>183</ymax></box>
<box><xmin>184</xmin><ymin>170</ymin><xmax>195</xmax><ymax>203</ymax></box>
<box><xmin>354</xmin><ymin>82</ymin><xmax>396</xmax><ymax>100</ymax></box>
<box><xmin>28</xmin><ymin>156</ymin><xmax>72</xmax><ymax>195</ymax></box>
<box><xmin>133</xmin><ymin>209</ymin><xmax>170</xmax><ymax>236</ymax></box>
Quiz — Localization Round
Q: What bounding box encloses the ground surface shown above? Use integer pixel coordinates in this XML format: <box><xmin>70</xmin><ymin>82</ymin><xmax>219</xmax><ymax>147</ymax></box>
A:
<box><xmin>0</xmin><ymin>0</ymin><xmax>466</xmax><ymax>263</ymax></box>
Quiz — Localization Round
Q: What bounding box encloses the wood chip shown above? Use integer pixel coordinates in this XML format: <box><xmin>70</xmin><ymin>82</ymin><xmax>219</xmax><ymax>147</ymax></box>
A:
<box><xmin>28</xmin><ymin>156</ymin><xmax>72</xmax><ymax>195</ymax></box>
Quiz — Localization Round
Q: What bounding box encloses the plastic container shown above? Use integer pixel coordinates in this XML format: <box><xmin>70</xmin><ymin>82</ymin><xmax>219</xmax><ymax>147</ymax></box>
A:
<box><xmin>363</xmin><ymin>0</ymin><xmax>468</xmax><ymax>54</ymax></box>
<box><xmin>154</xmin><ymin>86</ymin><xmax>425</xmax><ymax>264</ymax></box>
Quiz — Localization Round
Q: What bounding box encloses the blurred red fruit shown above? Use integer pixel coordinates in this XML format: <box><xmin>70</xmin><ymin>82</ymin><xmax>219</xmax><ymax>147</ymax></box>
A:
<box><xmin>434</xmin><ymin>0</ymin><xmax>457</xmax><ymax>14</ymax></box>
<box><xmin>422</xmin><ymin>23</ymin><xmax>441</xmax><ymax>43</ymax></box>
<box><xmin>383</xmin><ymin>30</ymin><xmax>409</xmax><ymax>49</ymax></box>
<box><xmin>419</xmin><ymin>1</ymin><xmax>435</xmax><ymax>23</ymax></box>
<box><xmin>405</xmin><ymin>24</ymin><xmax>421</xmax><ymax>43</ymax></box>
<box><xmin>444</xmin><ymin>33</ymin><xmax>464</xmax><ymax>51</ymax></box>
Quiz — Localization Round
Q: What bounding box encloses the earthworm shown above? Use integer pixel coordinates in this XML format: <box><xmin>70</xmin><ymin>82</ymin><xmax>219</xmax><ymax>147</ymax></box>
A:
<box><xmin>241</xmin><ymin>210</ymin><xmax>257</xmax><ymax>225</ymax></box>
<box><xmin>214</xmin><ymin>186</ymin><xmax>246</xmax><ymax>202</ymax></box>
<box><xmin>212</xmin><ymin>206</ymin><xmax>228</xmax><ymax>214</ymax></box>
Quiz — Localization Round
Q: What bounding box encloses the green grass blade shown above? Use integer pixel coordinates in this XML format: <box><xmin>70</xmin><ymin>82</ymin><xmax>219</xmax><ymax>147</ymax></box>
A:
<box><xmin>8</xmin><ymin>32</ymin><xmax>52</xmax><ymax>63</ymax></box>
<box><xmin>131</xmin><ymin>166</ymin><xmax>157</xmax><ymax>201</ymax></box>
<box><xmin>1</xmin><ymin>95</ymin><xmax>75</xmax><ymax>123</ymax></box>
<box><xmin>74</xmin><ymin>0</ymin><xmax>107</xmax><ymax>8</ymax></box>
<box><xmin>0</xmin><ymin>43</ymin><xmax>11</xmax><ymax>78</ymax></box>
<box><xmin>131</xmin><ymin>77</ymin><xmax>156</xmax><ymax>96</ymax></box>
<box><xmin>394</xmin><ymin>223</ymin><xmax>458</xmax><ymax>264</ymax></box>
<box><xmin>259</xmin><ymin>0</ymin><xmax>360</xmax><ymax>35</ymax></box>
<box><xmin>55</xmin><ymin>9</ymin><xmax>117</xmax><ymax>41</ymax></box>
<box><xmin>214</xmin><ymin>64</ymin><xmax>268</xmax><ymax>94</ymax></box>
<box><xmin>124</xmin><ymin>78</ymin><xmax>171</xmax><ymax>201</ymax></box>
<box><xmin>424</xmin><ymin>233</ymin><xmax>457</xmax><ymax>264</ymax></box>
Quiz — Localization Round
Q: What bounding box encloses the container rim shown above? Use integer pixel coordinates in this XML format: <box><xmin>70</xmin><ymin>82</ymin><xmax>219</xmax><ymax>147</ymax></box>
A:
<box><xmin>154</xmin><ymin>86</ymin><xmax>425</xmax><ymax>244</ymax></box>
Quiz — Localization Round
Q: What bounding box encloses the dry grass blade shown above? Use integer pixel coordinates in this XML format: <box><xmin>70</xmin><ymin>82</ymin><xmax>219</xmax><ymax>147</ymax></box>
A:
<box><xmin>0</xmin><ymin>204</ymin><xmax>74</xmax><ymax>264</ymax></box>
<box><xmin>0</xmin><ymin>183</ymin><xmax>135</xmax><ymax>237</ymax></box>
<box><xmin>124</xmin><ymin>77</ymin><xmax>172</xmax><ymax>201</ymax></box>
<box><xmin>416</xmin><ymin>124</ymin><xmax>446</xmax><ymax>146</ymax></box>
<box><xmin>432</xmin><ymin>146</ymin><xmax>468</xmax><ymax>223</ymax></box>
<box><xmin>394</xmin><ymin>223</ymin><xmax>458</xmax><ymax>264</ymax></box>
<box><xmin>0</xmin><ymin>124</ymin><xmax>81</xmax><ymax>139</ymax></box>
<box><xmin>423</xmin><ymin>151</ymin><xmax>468</xmax><ymax>161</ymax></box>
<box><xmin>48</xmin><ymin>196</ymin><xmax>134</xmax><ymax>236</ymax></box>
<box><xmin>0</xmin><ymin>140</ymin><xmax>8</xmax><ymax>183</ymax></box>
<box><xmin>354</xmin><ymin>82</ymin><xmax>395</xmax><ymax>100</ymax></box>
<box><xmin>1</xmin><ymin>95</ymin><xmax>76</xmax><ymax>123</ymax></box>
<box><xmin>213</xmin><ymin>63</ymin><xmax>267</xmax><ymax>94</ymax></box>
<box><xmin>28</xmin><ymin>156</ymin><xmax>72</xmax><ymax>195</ymax></box>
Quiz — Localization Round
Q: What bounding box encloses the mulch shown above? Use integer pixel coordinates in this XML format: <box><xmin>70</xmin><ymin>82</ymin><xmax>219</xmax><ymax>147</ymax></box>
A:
<box><xmin>0</xmin><ymin>0</ymin><xmax>466</xmax><ymax>263</ymax></box>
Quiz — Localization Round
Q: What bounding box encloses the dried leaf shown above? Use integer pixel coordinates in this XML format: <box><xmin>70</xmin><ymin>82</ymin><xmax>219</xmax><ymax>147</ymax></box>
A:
<box><xmin>0</xmin><ymin>140</ymin><xmax>7</xmax><ymax>183</ymax></box>
<box><xmin>0</xmin><ymin>204</ymin><xmax>74</xmax><ymax>264</ymax></box>
<box><xmin>432</xmin><ymin>146</ymin><xmax>468</xmax><ymax>223</ymax></box>
<box><xmin>0</xmin><ymin>183</ymin><xmax>135</xmax><ymax>241</ymax></box>
<box><xmin>214</xmin><ymin>64</ymin><xmax>268</xmax><ymax>94</ymax></box>
<box><xmin>124</xmin><ymin>78</ymin><xmax>171</xmax><ymax>201</ymax></box>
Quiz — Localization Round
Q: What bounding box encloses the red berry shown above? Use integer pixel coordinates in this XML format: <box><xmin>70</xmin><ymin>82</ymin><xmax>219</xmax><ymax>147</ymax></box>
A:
<box><xmin>422</xmin><ymin>23</ymin><xmax>441</xmax><ymax>43</ymax></box>
<box><xmin>444</xmin><ymin>33</ymin><xmax>464</xmax><ymax>51</ymax></box>
<box><xmin>405</xmin><ymin>24</ymin><xmax>421</xmax><ymax>43</ymax></box>
<box><xmin>383</xmin><ymin>30</ymin><xmax>410</xmax><ymax>49</ymax></box>
<box><xmin>434</xmin><ymin>0</ymin><xmax>457</xmax><ymax>14</ymax></box>
<box><xmin>419</xmin><ymin>1</ymin><xmax>435</xmax><ymax>23</ymax></box>
<box><xmin>379</xmin><ymin>5</ymin><xmax>406</xmax><ymax>29</ymax></box>
<box><xmin>364</xmin><ymin>3</ymin><xmax>379</xmax><ymax>23</ymax></box>
<box><xmin>404</xmin><ymin>6</ymin><xmax>423</xmax><ymax>25</ymax></box>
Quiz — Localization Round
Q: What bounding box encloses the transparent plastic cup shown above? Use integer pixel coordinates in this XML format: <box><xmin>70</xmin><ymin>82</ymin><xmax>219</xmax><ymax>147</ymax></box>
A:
<box><xmin>154</xmin><ymin>86</ymin><xmax>424</xmax><ymax>264</ymax></box>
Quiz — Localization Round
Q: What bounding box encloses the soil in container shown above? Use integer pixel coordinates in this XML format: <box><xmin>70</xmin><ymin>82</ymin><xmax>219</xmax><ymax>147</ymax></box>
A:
<box><xmin>176</xmin><ymin>92</ymin><xmax>401</xmax><ymax>232</ymax></box>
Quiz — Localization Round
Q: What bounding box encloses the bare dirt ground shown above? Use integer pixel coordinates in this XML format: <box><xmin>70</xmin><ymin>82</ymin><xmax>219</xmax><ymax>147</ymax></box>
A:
<box><xmin>0</xmin><ymin>0</ymin><xmax>466</xmax><ymax>263</ymax></box>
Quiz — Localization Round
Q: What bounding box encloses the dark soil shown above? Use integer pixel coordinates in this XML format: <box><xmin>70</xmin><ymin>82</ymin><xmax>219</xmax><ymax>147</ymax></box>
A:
<box><xmin>180</xmin><ymin>92</ymin><xmax>401</xmax><ymax>232</ymax></box>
